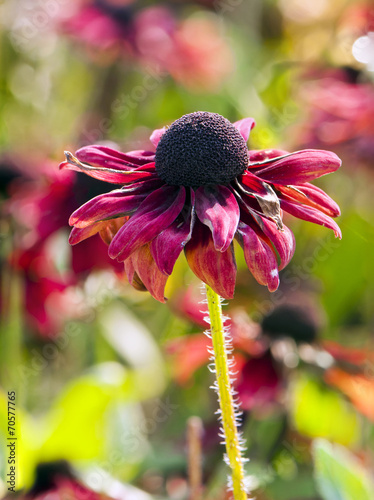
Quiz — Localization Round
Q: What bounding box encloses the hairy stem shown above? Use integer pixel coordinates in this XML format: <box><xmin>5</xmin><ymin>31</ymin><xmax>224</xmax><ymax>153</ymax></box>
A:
<box><xmin>205</xmin><ymin>284</ymin><xmax>247</xmax><ymax>500</ymax></box>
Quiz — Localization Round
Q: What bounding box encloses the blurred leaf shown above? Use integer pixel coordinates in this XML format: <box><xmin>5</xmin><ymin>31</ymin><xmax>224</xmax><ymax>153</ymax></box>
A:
<box><xmin>313</xmin><ymin>439</ymin><xmax>374</xmax><ymax>500</ymax></box>
<box><xmin>290</xmin><ymin>374</ymin><xmax>360</xmax><ymax>446</ymax></box>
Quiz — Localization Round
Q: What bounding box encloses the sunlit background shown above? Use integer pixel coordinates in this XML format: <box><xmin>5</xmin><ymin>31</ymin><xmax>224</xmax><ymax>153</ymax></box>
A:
<box><xmin>1</xmin><ymin>1</ymin><xmax>374</xmax><ymax>499</ymax></box>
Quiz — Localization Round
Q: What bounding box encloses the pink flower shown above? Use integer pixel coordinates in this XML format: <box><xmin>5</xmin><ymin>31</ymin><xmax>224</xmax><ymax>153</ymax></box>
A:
<box><xmin>298</xmin><ymin>69</ymin><xmax>374</xmax><ymax>163</ymax></box>
<box><xmin>61</xmin><ymin>111</ymin><xmax>341</xmax><ymax>302</ymax></box>
<box><xmin>61</xmin><ymin>2</ymin><xmax>232</xmax><ymax>89</ymax></box>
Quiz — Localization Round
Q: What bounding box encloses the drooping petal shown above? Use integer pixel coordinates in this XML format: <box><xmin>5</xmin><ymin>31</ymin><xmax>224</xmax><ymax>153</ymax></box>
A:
<box><xmin>150</xmin><ymin>127</ymin><xmax>167</xmax><ymax>147</ymax></box>
<box><xmin>195</xmin><ymin>185</ymin><xmax>239</xmax><ymax>252</ymax></box>
<box><xmin>277</xmin><ymin>183</ymin><xmax>341</xmax><ymax>217</ymax></box>
<box><xmin>151</xmin><ymin>191</ymin><xmax>195</xmax><ymax>275</ymax></box>
<box><xmin>125</xmin><ymin>244</ymin><xmax>169</xmax><ymax>302</ymax></box>
<box><xmin>109</xmin><ymin>185</ymin><xmax>186</xmax><ymax>261</ymax></box>
<box><xmin>75</xmin><ymin>145</ymin><xmax>156</xmax><ymax>169</ymax></box>
<box><xmin>69</xmin><ymin>221</ymin><xmax>111</xmax><ymax>245</ymax></box>
<box><xmin>99</xmin><ymin>217</ymin><xmax>126</xmax><ymax>245</ymax></box>
<box><xmin>69</xmin><ymin>190</ymin><xmax>147</xmax><ymax>228</ymax></box>
<box><xmin>233</xmin><ymin>118</ymin><xmax>256</xmax><ymax>142</ymax></box>
<box><xmin>60</xmin><ymin>152</ymin><xmax>156</xmax><ymax>184</ymax></box>
<box><xmin>252</xmin><ymin>213</ymin><xmax>296</xmax><ymax>270</ymax></box>
<box><xmin>236</xmin><ymin>222</ymin><xmax>279</xmax><ymax>292</ymax></box>
<box><xmin>184</xmin><ymin>220</ymin><xmax>236</xmax><ymax>299</ymax></box>
<box><xmin>254</xmin><ymin>150</ymin><xmax>341</xmax><ymax>185</ymax></box>
<box><xmin>280</xmin><ymin>199</ymin><xmax>342</xmax><ymax>238</ymax></box>
<box><xmin>238</xmin><ymin>178</ymin><xmax>283</xmax><ymax>230</ymax></box>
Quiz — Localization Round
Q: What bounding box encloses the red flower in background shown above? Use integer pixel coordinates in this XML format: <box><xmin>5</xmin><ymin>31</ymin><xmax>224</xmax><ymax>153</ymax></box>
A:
<box><xmin>5</xmin><ymin>160</ymin><xmax>123</xmax><ymax>337</ymax></box>
<box><xmin>298</xmin><ymin>68</ymin><xmax>374</xmax><ymax>163</ymax></box>
<box><xmin>62</xmin><ymin>112</ymin><xmax>341</xmax><ymax>302</ymax></box>
<box><xmin>61</xmin><ymin>1</ymin><xmax>233</xmax><ymax>91</ymax></box>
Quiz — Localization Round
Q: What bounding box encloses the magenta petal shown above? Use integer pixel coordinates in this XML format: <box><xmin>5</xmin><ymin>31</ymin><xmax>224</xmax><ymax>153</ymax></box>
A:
<box><xmin>233</xmin><ymin>118</ymin><xmax>256</xmax><ymax>142</ymax></box>
<box><xmin>240</xmin><ymin>171</ymin><xmax>276</xmax><ymax>197</ymax></box>
<box><xmin>184</xmin><ymin>220</ymin><xmax>236</xmax><ymax>299</ymax></box>
<box><xmin>150</xmin><ymin>127</ymin><xmax>167</xmax><ymax>147</ymax></box>
<box><xmin>254</xmin><ymin>215</ymin><xmax>296</xmax><ymax>270</ymax></box>
<box><xmin>151</xmin><ymin>191</ymin><xmax>195</xmax><ymax>275</ymax></box>
<box><xmin>126</xmin><ymin>245</ymin><xmax>169</xmax><ymax>302</ymax></box>
<box><xmin>254</xmin><ymin>150</ymin><xmax>342</xmax><ymax>185</ymax></box>
<box><xmin>248</xmin><ymin>149</ymin><xmax>289</xmax><ymax>164</ymax></box>
<box><xmin>76</xmin><ymin>145</ymin><xmax>156</xmax><ymax>169</ymax></box>
<box><xmin>281</xmin><ymin>199</ymin><xmax>342</xmax><ymax>238</ymax></box>
<box><xmin>109</xmin><ymin>186</ymin><xmax>186</xmax><ymax>261</ymax></box>
<box><xmin>195</xmin><ymin>185</ymin><xmax>240</xmax><ymax>252</ymax></box>
<box><xmin>70</xmin><ymin>190</ymin><xmax>146</xmax><ymax>228</ymax></box>
<box><xmin>236</xmin><ymin>222</ymin><xmax>279</xmax><ymax>292</ymax></box>
<box><xmin>277</xmin><ymin>183</ymin><xmax>341</xmax><ymax>217</ymax></box>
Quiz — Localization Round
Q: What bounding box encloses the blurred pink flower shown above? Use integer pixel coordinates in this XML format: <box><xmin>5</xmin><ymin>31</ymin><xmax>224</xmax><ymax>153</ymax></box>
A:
<box><xmin>61</xmin><ymin>1</ymin><xmax>233</xmax><ymax>90</ymax></box>
<box><xmin>62</xmin><ymin>112</ymin><xmax>341</xmax><ymax>302</ymax></box>
<box><xmin>298</xmin><ymin>69</ymin><xmax>374</xmax><ymax>163</ymax></box>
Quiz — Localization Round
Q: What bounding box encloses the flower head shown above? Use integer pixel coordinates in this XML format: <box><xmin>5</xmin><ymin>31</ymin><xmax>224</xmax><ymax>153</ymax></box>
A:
<box><xmin>61</xmin><ymin>111</ymin><xmax>341</xmax><ymax>302</ymax></box>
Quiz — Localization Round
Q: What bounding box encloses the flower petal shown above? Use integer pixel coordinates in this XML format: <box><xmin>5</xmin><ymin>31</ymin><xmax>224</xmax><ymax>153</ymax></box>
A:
<box><xmin>248</xmin><ymin>149</ymin><xmax>289</xmax><ymax>163</ymax></box>
<box><xmin>184</xmin><ymin>220</ymin><xmax>236</xmax><ymax>299</ymax></box>
<box><xmin>69</xmin><ymin>221</ymin><xmax>110</xmax><ymax>245</ymax></box>
<box><xmin>236</xmin><ymin>222</ymin><xmax>280</xmax><ymax>292</ymax></box>
<box><xmin>252</xmin><ymin>214</ymin><xmax>296</xmax><ymax>270</ymax></box>
<box><xmin>195</xmin><ymin>185</ymin><xmax>240</xmax><ymax>252</ymax></box>
<box><xmin>280</xmin><ymin>198</ymin><xmax>342</xmax><ymax>238</ymax></box>
<box><xmin>125</xmin><ymin>244</ymin><xmax>169</xmax><ymax>302</ymax></box>
<box><xmin>151</xmin><ymin>191</ymin><xmax>195</xmax><ymax>275</ymax></box>
<box><xmin>70</xmin><ymin>178</ymin><xmax>163</xmax><ymax>228</ymax></box>
<box><xmin>109</xmin><ymin>185</ymin><xmax>186</xmax><ymax>261</ymax></box>
<box><xmin>277</xmin><ymin>183</ymin><xmax>341</xmax><ymax>217</ymax></box>
<box><xmin>69</xmin><ymin>190</ymin><xmax>146</xmax><ymax>228</ymax></box>
<box><xmin>61</xmin><ymin>152</ymin><xmax>156</xmax><ymax>184</ymax></box>
<box><xmin>254</xmin><ymin>150</ymin><xmax>341</xmax><ymax>185</ymax></box>
<box><xmin>75</xmin><ymin>145</ymin><xmax>156</xmax><ymax>169</ymax></box>
<box><xmin>233</xmin><ymin>118</ymin><xmax>256</xmax><ymax>142</ymax></box>
<box><xmin>150</xmin><ymin>127</ymin><xmax>167</xmax><ymax>147</ymax></box>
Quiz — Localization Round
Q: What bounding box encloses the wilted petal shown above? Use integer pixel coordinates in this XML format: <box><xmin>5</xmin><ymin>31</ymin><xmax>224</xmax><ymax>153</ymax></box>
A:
<box><xmin>253</xmin><ymin>214</ymin><xmax>295</xmax><ymax>270</ymax></box>
<box><xmin>61</xmin><ymin>152</ymin><xmax>156</xmax><ymax>184</ymax></box>
<box><xmin>126</xmin><ymin>244</ymin><xmax>169</xmax><ymax>302</ymax></box>
<box><xmin>151</xmin><ymin>191</ymin><xmax>195</xmax><ymax>275</ymax></box>
<box><xmin>277</xmin><ymin>183</ymin><xmax>341</xmax><ymax>217</ymax></box>
<box><xmin>281</xmin><ymin>199</ymin><xmax>342</xmax><ymax>238</ymax></box>
<box><xmin>195</xmin><ymin>185</ymin><xmax>240</xmax><ymax>252</ymax></box>
<box><xmin>76</xmin><ymin>145</ymin><xmax>156</xmax><ymax>168</ymax></box>
<box><xmin>109</xmin><ymin>186</ymin><xmax>186</xmax><ymax>261</ymax></box>
<box><xmin>185</xmin><ymin>220</ymin><xmax>236</xmax><ymax>299</ymax></box>
<box><xmin>233</xmin><ymin>118</ymin><xmax>256</xmax><ymax>142</ymax></box>
<box><xmin>99</xmin><ymin>217</ymin><xmax>126</xmax><ymax>245</ymax></box>
<box><xmin>254</xmin><ymin>150</ymin><xmax>341</xmax><ymax>185</ymax></box>
<box><xmin>150</xmin><ymin>127</ymin><xmax>167</xmax><ymax>147</ymax></box>
<box><xmin>236</xmin><ymin>222</ymin><xmax>279</xmax><ymax>292</ymax></box>
<box><xmin>69</xmin><ymin>190</ymin><xmax>147</xmax><ymax>228</ymax></box>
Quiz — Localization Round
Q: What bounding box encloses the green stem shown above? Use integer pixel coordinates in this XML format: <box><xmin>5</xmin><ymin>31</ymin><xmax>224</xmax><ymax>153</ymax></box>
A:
<box><xmin>205</xmin><ymin>284</ymin><xmax>247</xmax><ymax>500</ymax></box>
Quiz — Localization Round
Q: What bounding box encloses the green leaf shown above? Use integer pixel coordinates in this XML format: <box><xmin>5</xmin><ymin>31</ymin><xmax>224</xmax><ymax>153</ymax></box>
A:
<box><xmin>313</xmin><ymin>439</ymin><xmax>374</xmax><ymax>500</ymax></box>
<box><xmin>290</xmin><ymin>374</ymin><xmax>360</xmax><ymax>446</ymax></box>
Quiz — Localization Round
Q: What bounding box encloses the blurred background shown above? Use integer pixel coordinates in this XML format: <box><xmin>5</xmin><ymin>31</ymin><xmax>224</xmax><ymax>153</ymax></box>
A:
<box><xmin>1</xmin><ymin>0</ymin><xmax>374</xmax><ymax>499</ymax></box>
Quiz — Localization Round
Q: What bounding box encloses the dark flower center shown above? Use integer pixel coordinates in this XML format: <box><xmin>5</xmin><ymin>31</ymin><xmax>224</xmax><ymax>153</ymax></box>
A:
<box><xmin>155</xmin><ymin>112</ymin><xmax>249</xmax><ymax>187</ymax></box>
